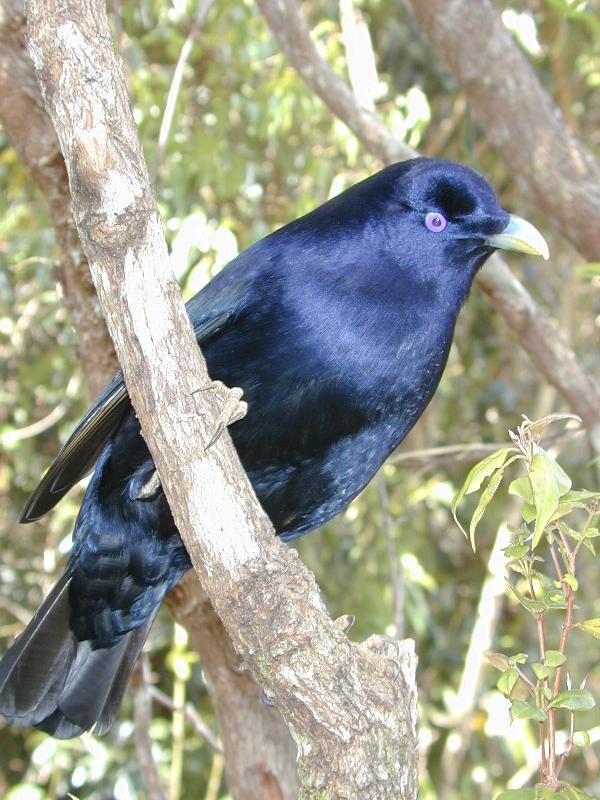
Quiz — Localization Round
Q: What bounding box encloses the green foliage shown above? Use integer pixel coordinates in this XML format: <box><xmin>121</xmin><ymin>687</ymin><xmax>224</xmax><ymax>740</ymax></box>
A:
<box><xmin>456</xmin><ymin>417</ymin><xmax>600</xmax><ymax>794</ymax></box>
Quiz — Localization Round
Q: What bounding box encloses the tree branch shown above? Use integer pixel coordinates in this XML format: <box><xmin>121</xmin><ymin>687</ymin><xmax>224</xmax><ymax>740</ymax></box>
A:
<box><xmin>408</xmin><ymin>0</ymin><xmax>600</xmax><ymax>261</ymax></box>
<box><xmin>26</xmin><ymin>1</ymin><xmax>419</xmax><ymax>797</ymax></box>
<box><xmin>256</xmin><ymin>0</ymin><xmax>600</xmax><ymax>452</ymax></box>
<box><xmin>166</xmin><ymin>575</ymin><xmax>298</xmax><ymax>798</ymax></box>
<box><xmin>0</xmin><ymin>2</ymin><xmax>298</xmax><ymax>796</ymax></box>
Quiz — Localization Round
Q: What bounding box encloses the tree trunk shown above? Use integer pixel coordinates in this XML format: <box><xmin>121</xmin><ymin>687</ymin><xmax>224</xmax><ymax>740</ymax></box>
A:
<box><xmin>1</xmin><ymin>2</ymin><xmax>299</xmax><ymax>796</ymax></box>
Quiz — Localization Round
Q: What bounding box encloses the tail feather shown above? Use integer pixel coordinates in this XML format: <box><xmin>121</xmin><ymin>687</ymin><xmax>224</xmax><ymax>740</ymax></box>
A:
<box><xmin>58</xmin><ymin>610</ymin><xmax>158</xmax><ymax>735</ymax></box>
<box><xmin>0</xmin><ymin>570</ymin><xmax>158</xmax><ymax>738</ymax></box>
<box><xmin>92</xmin><ymin>613</ymin><xmax>158</xmax><ymax>736</ymax></box>
<box><xmin>0</xmin><ymin>571</ymin><xmax>75</xmax><ymax>720</ymax></box>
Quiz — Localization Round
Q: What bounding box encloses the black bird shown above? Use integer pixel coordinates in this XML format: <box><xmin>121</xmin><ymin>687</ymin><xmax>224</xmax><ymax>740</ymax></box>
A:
<box><xmin>0</xmin><ymin>158</ymin><xmax>548</xmax><ymax>738</ymax></box>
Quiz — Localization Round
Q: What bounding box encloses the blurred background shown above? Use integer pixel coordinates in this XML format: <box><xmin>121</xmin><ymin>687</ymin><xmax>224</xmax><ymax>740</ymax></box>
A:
<box><xmin>0</xmin><ymin>0</ymin><xmax>599</xmax><ymax>797</ymax></box>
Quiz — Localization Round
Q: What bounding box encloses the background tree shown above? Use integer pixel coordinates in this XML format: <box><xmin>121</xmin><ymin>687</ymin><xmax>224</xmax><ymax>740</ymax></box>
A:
<box><xmin>0</xmin><ymin>0</ymin><xmax>599</xmax><ymax>798</ymax></box>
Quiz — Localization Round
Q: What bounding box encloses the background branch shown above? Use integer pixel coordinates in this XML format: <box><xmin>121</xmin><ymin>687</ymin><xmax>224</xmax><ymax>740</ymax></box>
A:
<box><xmin>408</xmin><ymin>0</ymin><xmax>600</xmax><ymax>261</ymax></box>
<box><xmin>0</xmin><ymin>0</ymin><xmax>117</xmax><ymax>394</ymax></box>
<box><xmin>131</xmin><ymin>655</ymin><xmax>168</xmax><ymax>800</ymax></box>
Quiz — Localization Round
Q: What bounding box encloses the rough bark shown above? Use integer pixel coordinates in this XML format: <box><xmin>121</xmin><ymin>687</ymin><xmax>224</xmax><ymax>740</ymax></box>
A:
<box><xmin>26</xmin><ymin>1</ymin><xmax>420</xmax><ymax>797</ymax></box>
<box><xmin>168</xmin><ymin>575</ymin><xmax>299</xmax><ymax>800</ymax></box>
<box><xmin>256</xmin><ymin>0</ymin><xmax>600</xmax><ymax>452</ymax></box>
<box><xmin>409</xmin><ymin>0</ymin><xmax>600</xmax><ymax>262</ymax></box>
<box><xmin>1</xmin><ymin>2</ymin><xmax>299</xmax><ymax>797</ymax></box>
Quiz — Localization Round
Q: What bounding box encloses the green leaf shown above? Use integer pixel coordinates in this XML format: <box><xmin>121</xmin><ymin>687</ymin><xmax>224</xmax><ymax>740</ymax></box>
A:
<box><xmin>522</xmin><ymin>503</ymin><xmax>537</xmax><ymax>523</ymax></box>
<box><xmin>553</xmin><ymin>784</ymin><xmax>594</xmax><ymax>799</ymax></box>
<box><xmin>504</xmin><ymin>544</ymin><xmax>530</xmax><ymax>558</ymax></box>
<box><xmin>532</xmin><ymin>663</ymin><xmax>551</xmax><ymax>680</ymax></box>
<box><xmin>510</xmin><ymin>699</ymin><xmax>546</xmax><ymax>721</ymax></box>
<box><xmin>551</xmin><ymin>502</ymin><xmax>579</xmax><ymax>521</ymax></box>
<box><xmin>547</xmin><ymin>456</ymin><xmax>572</xmax><ymax>497</ymax></box>
<box><xmin>563</xmin><ymin>573</ymin><xmax>578</xmax><ymax>591</ymax></box>
<box><xmin>548</xmin><ymin>690</ymin><xmax>595</xmax><ymax>711</ymax></box>
<box><xmin>507</xmin><ymin>582</ymin><xmax>546</xmax><ymax>614</ymax></box>
<box><xmin>452</xmin><ymin>448</ymin><xmax>515</xmax><ymax>536</ymax></box>
<box><xmin>544</xmin><ymin>650</ymin><xmax>566</xmax><ymax>667</ymax></box>
<box><xmin>469</xmin><ymin>464</ymin><xmax>510</xmax><ymax>550</ymax></box>
<box><xmin>498</xmin><ymin>667</ymin><xmax>519</xmax><ymax>696</ymax></box>
<box><xmin>578</xmin><ymin>618</ymin><xmax>600</xmax><ymax>639</ymax></box>
<box><xmin>560</xmin><ymin>490</ymin><xmax>600</xmax><ymax>504</ymax></box>
<box><xmin>509</xmin><ymin>653</ymin><xmax>529</xmax><ymax>665</ymax></box>
<box><xmin>509</xmin><ymin>476</ymin><xmax>533</xmax><ymax>503</ymax></box>
<box><xmin>529</xmin><ymin>453</ymin><xmax>561</xmax><ymax>547</ymax></box>
<box><xmin>574</xmin><ymin>730</ymin><xmax>591</xmax><ymax>747</ymax></box>
<box><xmin>495</xmin><ymin>788</ymin><xmax>591</xmax><ymax>800</ymax></box>
<box><xmin>487</xmin><ymin>652</ymin><xmax>510</xmax><ymax>671</ymax></box>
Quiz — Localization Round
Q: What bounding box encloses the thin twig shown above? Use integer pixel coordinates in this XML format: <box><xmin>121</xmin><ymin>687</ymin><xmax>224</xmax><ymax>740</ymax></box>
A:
<box><xmin>132</xmin><ymin>655</ymin><xmax>168</xmax><ymax>800</ymax></box>
<box><xmin>378</xmin><ymin>474</ymin><xmax>404</xmax><ymax>638</ymax></box>
<box><xmin>204</xmin><ymin>752</ymin><xmax>225</xmax><ymax>800</ymax></box>
<box><xmin>438</xmin><ymin>521</ymin><xmax>513</xmax><ymax>800</ymax></box>
<box><xmin>391</xmin><ymin>428</ymin><xmax>582</xmax><ymax>467</ymax></box>
<box><xmin>339</xmin><ymin>0</ymin><xmax>381</xmax><ymax>111</ymax></box>
<box><xmin>0</xmin><ymin>594</ymin><xmax>36</xmax><ymax>627</ymax></box>
<box><xmin>151</xmin><ymin>0</ymin><xmax>216</xmax><ymax>184</ymax></box>
<box><xmin>0</xmin><ymin>374</ymin><xmax>81</xmax><ymax>446</ymax></box>
<box><xmin>148</xmin><ymin>685</ymin><xmax>222</xmax><ymax>754</ymax></box>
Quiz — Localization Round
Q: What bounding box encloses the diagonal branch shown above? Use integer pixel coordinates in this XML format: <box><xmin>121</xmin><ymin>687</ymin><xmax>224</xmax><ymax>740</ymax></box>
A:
<box><xmin>0</xmin><ymin>2</ymin><xmax>297</xmax><ymax>797</ymax></box>
<box><xmin>408</xmin><ymin>0</ymin><xmax>600</xmax><ymax>261</ymax></box>
<box><xmin>256</xmin><ymin>0</ymin><xmax>600</xmax><ymax>452</ymax></box>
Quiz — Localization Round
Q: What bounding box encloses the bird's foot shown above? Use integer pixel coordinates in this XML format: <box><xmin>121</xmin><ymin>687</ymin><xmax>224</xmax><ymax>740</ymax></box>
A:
<box><xmin>136</xmin><ymin>382</ymin><xmax>247</xmax><ymax>501</ymax></box>
<box><xmin>201</xmin><ymin>380</ymin><xmax>248</xmax><ymax>450</ymax></box>
<box><xmin>261</xmin><ymin>687</ymin><xmax>276</xmax><ymax>708</ymax></box>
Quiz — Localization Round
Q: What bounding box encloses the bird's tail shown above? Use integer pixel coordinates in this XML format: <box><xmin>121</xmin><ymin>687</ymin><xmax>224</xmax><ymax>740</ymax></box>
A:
<box><xmin>0</xmin><ymin>569</ymin><xmax>157</xmax><ymax>739</ymax></box>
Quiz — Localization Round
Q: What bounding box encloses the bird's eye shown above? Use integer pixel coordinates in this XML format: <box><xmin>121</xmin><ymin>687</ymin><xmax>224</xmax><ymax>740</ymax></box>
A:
<box><xmin>425</xmin><ymin>212</ymin><xmax>447</xmax><ymax>232</ymax></box>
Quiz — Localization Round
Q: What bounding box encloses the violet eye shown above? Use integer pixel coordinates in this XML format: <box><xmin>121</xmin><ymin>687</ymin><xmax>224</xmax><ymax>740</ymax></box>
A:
<box><xmin>425</xmin><ymin>212</ymin><xmax>447</xmax><ymax>232</ymax></box>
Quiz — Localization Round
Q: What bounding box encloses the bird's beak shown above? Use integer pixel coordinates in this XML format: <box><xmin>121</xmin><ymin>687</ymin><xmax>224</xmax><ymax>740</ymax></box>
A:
<box><xmin>485</xmin><ymin>214</ymin><xmax>550</xmax><ymax>260</ymax></box>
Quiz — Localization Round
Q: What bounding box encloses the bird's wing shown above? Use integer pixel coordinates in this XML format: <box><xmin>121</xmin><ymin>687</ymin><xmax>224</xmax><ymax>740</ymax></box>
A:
<box><xmin>19</xmin><ymin>277</ymin><xmax>248</xmax><ymax>523</ymax></box>
<box><xmin>19</xmin><ymin>374</ymin><xmax>129</xmax><ymax>523</ymax></box>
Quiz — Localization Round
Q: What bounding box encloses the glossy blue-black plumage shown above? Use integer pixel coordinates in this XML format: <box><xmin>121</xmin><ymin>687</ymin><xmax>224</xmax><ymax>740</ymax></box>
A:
<box><xmin>0</xmin><ymin>158</ymin><xmax>511</xmax><ymax>737</ymax></box>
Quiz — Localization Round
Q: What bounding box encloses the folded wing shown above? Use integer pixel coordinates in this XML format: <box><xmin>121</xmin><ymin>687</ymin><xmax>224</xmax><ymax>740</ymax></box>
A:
<box><xmin>19</xmin><ymin>271</ymin><xmax>251</xmax><ymax>523</ymax></box>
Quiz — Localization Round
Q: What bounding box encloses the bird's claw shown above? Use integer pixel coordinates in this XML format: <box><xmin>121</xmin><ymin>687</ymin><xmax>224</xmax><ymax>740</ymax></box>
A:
<box><xmin>203</xmin><ymin>380</ymin><xmax>248</xmax><ymax>451</ymax></box>
<box><xmin>260</xmin><ymin>687</ymin><xmax>276</xmax><ymax>708</ymax></box>
<box><xmin>135</xmin><ymin>382</ymin><xmax>247</xmax><ymax>500</ymax></box>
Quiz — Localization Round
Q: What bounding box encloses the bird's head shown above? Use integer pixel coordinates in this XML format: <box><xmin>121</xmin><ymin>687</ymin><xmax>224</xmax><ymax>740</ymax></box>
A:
<box><xmin>372</xmin><ymin>158</ymin><xmax>549</xmax><ymax>282</ymax></box>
